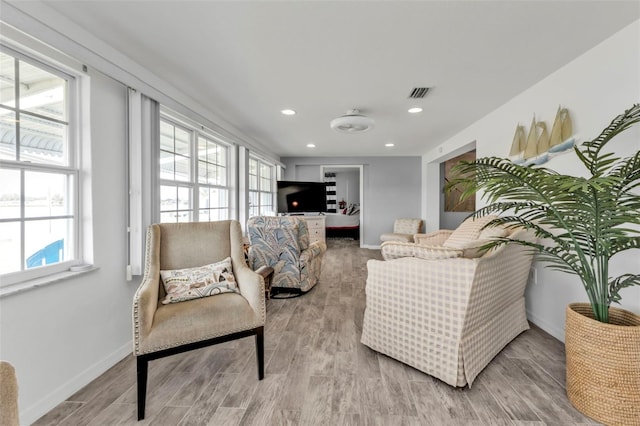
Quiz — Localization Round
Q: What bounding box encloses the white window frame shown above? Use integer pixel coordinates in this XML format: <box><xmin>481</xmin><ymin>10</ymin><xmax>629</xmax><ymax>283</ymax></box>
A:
<box><xmin>158</xmin><ymin>110</ymin><xmax>233</xmax><ymax>223</ymax></box>
<box><xmin>248</xmin><ymin>156</ymin><xmax>275</xmax><ymax>218</ymax></box>
<box><xmin>0</xmin><ymin>44</ymin><xmax>83</xmax><ymax>288</ymax></box>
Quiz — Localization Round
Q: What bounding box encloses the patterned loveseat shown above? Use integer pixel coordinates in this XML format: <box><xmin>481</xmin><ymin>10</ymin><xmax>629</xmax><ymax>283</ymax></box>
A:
<box><xmin>247</xmin><ymin>216</ymin><xmax>326</xmax><ymax>293</ymax></box>
<box><xmin>362</xmin><ymin>215</ymin><xmax>535</xmax><ymax>387</ymax></box>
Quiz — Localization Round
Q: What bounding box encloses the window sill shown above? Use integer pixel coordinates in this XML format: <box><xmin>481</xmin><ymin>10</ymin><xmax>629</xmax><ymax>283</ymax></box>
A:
<box><xmin>0</xmin><ymin>266</ymin><xmax>99</xmax><ymax>299</ymax></box>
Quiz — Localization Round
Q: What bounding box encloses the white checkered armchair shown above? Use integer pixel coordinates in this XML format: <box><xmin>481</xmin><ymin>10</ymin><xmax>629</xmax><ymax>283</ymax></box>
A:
<box><xmin>362</xmin><ymin>215</ymin><xmax>535</xmax><ymax>387</ymax></box>
<box><xmin>379</xmin><ymin>218</ymin><xmax>423</xmax><ymax>243</ymax></box>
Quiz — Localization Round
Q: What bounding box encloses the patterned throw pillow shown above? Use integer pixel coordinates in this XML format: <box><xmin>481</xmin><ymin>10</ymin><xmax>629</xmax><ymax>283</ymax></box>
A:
<box><xmin>160</xmin><ymin>257</ymin><xmax>238</xmax><ymax>304</ymax></box>
<box><xmin>346</xmin><ymin>203</ymin><xmax>360</xmax><ymax>215</ymax></box>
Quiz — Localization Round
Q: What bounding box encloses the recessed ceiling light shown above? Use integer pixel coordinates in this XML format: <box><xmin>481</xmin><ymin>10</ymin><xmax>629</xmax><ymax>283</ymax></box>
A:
<box><xmin>281</xmin><ymin>109</ymin><xmax>296</xmax><ymax>115</ymax></box>
<box><xmin>408</xmin><ymin>107</ymin><xmax>423</xmax><ymax>114</ymax></box>
<box><xmin>307</xmin><ymin>143</ymin><xmax>316</xmax><ymax>148</ymax></box>
<box><xmin>385</xmin><ymin>143</ymin><xmax>395</xmax><ymax>147</ymax></box>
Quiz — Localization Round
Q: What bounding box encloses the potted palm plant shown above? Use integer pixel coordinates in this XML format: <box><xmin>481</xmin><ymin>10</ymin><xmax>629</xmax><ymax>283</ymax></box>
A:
<box><xmin>446</xmin><ymin>104</ymin><xmax>640</xmax><ymax>425</ymax></box>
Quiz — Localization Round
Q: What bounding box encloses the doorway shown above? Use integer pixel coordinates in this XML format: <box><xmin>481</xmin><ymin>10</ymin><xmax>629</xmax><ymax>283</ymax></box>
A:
<box><xmin>320</xmin><ymin>165</ymin><xmax>364</xmax><ymax>246</ymax></box>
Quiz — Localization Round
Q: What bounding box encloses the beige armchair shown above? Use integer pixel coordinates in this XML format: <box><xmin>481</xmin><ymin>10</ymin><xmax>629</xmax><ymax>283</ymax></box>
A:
<box><xmin>133</xmin><ymin>220</ymin><xmax>265</xmax><ymax>420</ymax></box>
<box><xmin>379</xmin><ymin>217</ymin><xmax>423</xmax><ymax>243</ymax></box>
<box><xmin>363</xmin><ymin>216</ymin><xmax>535</xmax><ymax>387</ymax></box>
<box><xmin>0</xmin><ymin>361</ymin><xmax>19</xmax><ymax>426</ymax></box>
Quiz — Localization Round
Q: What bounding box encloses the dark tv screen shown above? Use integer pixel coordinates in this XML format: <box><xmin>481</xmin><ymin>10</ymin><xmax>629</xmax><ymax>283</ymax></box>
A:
<box><xmin>277</xmin><ymin>181</ymin><xmax>328</xmax><ymax>213</ymax></box>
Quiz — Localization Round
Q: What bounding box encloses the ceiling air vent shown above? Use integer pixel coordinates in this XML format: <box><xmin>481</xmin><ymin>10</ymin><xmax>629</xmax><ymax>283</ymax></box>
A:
<box><xmin>408</xmin><ymin>87</ymin><xmax>430</xmax><ymax>99</ymax></box>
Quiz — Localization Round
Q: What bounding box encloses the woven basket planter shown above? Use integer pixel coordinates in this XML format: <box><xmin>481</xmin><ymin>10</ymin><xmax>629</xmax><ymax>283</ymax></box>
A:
<box><xmin>565</xmin><ymin>303</ymin><xmax>640</xmax><ymax>425</ymax></box>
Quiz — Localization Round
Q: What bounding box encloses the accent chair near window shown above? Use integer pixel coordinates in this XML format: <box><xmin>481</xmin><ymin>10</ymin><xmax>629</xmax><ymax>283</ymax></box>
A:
<box><xmin>132</xmin><ymin>220</ymin><xmax>265</xmax><ymax>420</ymax></box>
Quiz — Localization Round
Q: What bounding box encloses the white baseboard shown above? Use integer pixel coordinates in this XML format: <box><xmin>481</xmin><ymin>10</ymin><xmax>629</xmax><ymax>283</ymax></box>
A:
<box><xmin>20</xmin><ymin>341</ymin><xmax>133</xmax><ymax>425</ymax></box>
<box><xmin>527</xmin><ymin>310</ymin><xmax>565</xmax><ymax>342</ymax></box>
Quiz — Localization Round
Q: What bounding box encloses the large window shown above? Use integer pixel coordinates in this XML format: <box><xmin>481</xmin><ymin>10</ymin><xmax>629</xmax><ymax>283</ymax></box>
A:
<box><xmin>159</xmin><ymin>114</ymin><xmax>230</xmax><ymax>223</ymax></box>
<box><xmin>248</xmin><ymin>157</ymin><xmax>274</xmax><ymax>217</ymax></box>
<box><xmin>0</xmin><ymin>47</ymin><xmax>79</xmax><ymax>283</ymax></box>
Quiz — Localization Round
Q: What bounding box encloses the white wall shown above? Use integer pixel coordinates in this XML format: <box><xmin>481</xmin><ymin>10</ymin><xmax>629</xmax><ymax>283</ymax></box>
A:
<box><xmin>423</xmin><ymin>20</ymin><xmax>640</xmax><ymax>340</ymax></box>
<box><xmin>294</xmin><ymin>164</ymin><xmax>323</xmax><ymax>182</ymax></box>
<box><xmin>0</xmin><ymin>71</ymin><xmax>140</xmax><ymax>424</ymax></box>
<box><xmin>336</xmin><ymin>170</ymin><xmax>360</xmax><ymax>206</ymax></box>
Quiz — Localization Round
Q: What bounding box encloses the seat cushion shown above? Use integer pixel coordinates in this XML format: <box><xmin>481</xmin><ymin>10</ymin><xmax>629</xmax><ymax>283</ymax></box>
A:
<box><xmin>139</xmin><ymin>292</ymin><xmax>261</xmax><ymax>354</ymax></box>
<box><xmin>381</xmin><ymin>241</ymin><xmax>462</xmax><ymax>260</ymax></box>
<box><xmin>380</xmin><ymin>232</ymin><xmax>414</xmax><ymax>243</ymax></box>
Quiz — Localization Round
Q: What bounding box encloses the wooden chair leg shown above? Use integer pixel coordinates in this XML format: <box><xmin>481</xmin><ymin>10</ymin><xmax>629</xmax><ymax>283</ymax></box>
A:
<box><xmin>136</xmin><ymin>356</ymin><xmax>148</xmax><ymax>420</ymax></box>
<box><xmin>135</xmin><ymin>328</ymin><xmax>263</xmax><ymax>421</ymax></box>
<box><xmin>256</xmin><ymin>327</ymin><xmax>264</xmax><ymax>380</ymax></box>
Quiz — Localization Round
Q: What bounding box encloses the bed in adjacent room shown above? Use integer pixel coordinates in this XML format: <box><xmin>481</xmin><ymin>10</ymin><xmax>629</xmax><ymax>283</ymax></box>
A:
<box><xmin>325</xmin><ymin>207</ymin><xmax>360</xmax><ymax>240</ymax></box>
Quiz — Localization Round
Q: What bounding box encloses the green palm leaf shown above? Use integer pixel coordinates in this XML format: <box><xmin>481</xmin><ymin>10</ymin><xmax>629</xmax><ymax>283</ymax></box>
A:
<box><xmin>445</xmin><ymin>104</ymin><xmax>640</xmax><ymax>323</ymax></box>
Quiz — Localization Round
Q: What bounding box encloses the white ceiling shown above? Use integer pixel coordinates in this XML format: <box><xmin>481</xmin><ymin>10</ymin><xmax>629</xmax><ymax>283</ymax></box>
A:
<box><xmin>20</xmin><ymin>1</ymin><xmax>640</xmax><ymax>157</ymax></box>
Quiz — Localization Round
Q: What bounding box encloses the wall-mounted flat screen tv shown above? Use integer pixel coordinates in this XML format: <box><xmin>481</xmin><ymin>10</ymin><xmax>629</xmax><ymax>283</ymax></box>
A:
<box><xmin>277</xmin><ymin>181</ymin><xmax>328</xmax><ymax>214</ymax></box>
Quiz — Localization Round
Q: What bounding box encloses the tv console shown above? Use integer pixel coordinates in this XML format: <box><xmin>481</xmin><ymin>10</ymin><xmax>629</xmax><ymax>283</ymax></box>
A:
<box><xmin>302</xmin><ymin>215</ymin><xmax>326</xmax><ymax>245</ymax></box>
<box><xmin>278</xmin><ymin>213</ymin><xmax>326</xmax><ymax>245</ymax></box>
<box><xmin>284</xmin><ymin>213</ymin><xmax>327</xmax><ymax>243</ymax></box>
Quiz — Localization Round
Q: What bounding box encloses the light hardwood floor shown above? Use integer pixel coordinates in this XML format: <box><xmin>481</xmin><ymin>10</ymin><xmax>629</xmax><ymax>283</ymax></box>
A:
<box><xmin>35</xmin><ymin>239</ymin><xmax>599</xmax><ymax>426</ymax></box>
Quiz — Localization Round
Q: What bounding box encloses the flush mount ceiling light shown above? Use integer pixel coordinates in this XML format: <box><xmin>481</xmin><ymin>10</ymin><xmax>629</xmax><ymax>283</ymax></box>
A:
<box><xmin>281</xmin><ymin>109</ymin><xmax>296</xmax><ymax>115</ymax></box>
<box><xmin>408</xmin><ymin>107</ymin><xmax>423</xmax><ymax>114</ymax></box>
<box><xmin>330</xmin><ymin>109</ymin><xmax>375</xmax><ymax>133</ymax></box>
